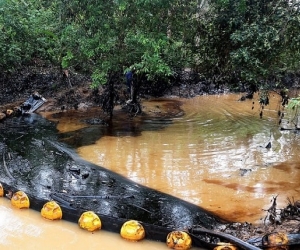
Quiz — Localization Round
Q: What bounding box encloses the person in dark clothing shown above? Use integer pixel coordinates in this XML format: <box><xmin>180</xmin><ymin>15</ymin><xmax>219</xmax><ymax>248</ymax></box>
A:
<box><xmin>125</xmin><ymin>70</ymin><xmax>133</xmax><ymax>94</ymax></box>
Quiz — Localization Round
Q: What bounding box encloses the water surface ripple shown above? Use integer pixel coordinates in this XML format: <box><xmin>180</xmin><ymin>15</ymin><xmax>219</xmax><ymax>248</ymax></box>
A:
<box><xmin>74</xmin><ymin>94</ymin><xmax>300</xmax><ymax>223</ymax></box>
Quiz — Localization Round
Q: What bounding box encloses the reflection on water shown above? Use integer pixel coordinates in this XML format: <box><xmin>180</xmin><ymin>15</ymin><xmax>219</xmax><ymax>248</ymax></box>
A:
<box><xmin>2</xmin><ymin>93</ymin><xmax>300</xmax><ymax>250</ymax></box>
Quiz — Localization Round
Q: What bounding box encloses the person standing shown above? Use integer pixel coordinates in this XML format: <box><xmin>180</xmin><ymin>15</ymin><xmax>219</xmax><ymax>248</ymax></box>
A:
<box><xmin>125</xmin><ymin>69</ymin><xmax>134</xmax><ymax>99</ymax></box>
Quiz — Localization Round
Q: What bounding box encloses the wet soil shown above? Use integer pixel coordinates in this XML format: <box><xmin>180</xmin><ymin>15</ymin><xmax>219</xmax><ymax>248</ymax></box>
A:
<box><xmin>1</xmin><ymin>65</ymin><xmax>300</xmax><ymax>248</ymax></box>
<box><xmin>0</xmin><ymin>64</ymin><xmax>232</xmax><ymax>115</ymax></box>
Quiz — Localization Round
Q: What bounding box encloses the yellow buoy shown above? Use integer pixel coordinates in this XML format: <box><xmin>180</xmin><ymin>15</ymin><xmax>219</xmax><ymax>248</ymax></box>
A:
<box><xmin>0</xmin><ymin>183</ymin><xmax>4</xmax><ymax>197</ymax></box>
<box><xmin>6</xmin><ymin>109</ymin><xmax>14</xmax><ymax>116</ymax></box>
<box><xmin>264</xmin><ymin>246</ymin><xmax>289</xmax><ymax>250</ymax></box>
<box><xmin>213</xmin><ymin>243</ymin><xmax>238</xmax><ymax>250</ymax></box>
<box><xmin>262</xmin><ymin>232</ymin><xmax>289</xmax><ymax>248</ymax></box>
<box><xmin>41</xmin><ymin>201</ymin><xmax>63</xmax><ymax>220</ymax></box>
<box><xmin>11</xmin><ymin>191</ymin><xmax>30</xmax><ymax>209</ymax></box>
<box><xmin>166</xmin><ymin>231</ymin><xmax>192</xmax><ymax>250</ymax></box>
<box><xmin>78</xmin><ymin>211</ymin><xmax>102</xmax><ymax>232</ymax></box>
<box><xmin>120</xmin><ymin>220</ymin><xmax>145</xmax><ymax>241</ymax></box>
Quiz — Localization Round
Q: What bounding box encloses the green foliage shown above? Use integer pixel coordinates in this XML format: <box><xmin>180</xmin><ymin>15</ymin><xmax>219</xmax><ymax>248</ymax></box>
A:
<box><xmin>0</xmin><ymin>0</ymin><xmax>299</xmax><ymax>93</ymax></box>
<box><xmin>229</xmin><ymin>1</ymin><xmax>295</xmax><ymax>85</ymax></box>
<box><xmin>192</xmin><ymin>0</ymin><xmax>300</xmax><ymax>89</ymax></box>
<box><xmin>286</xmin><ymin>96</ymin><xmax>300</xmax><ymax>127</ymax></box>
<box><xmin>0</xmin><ymin>0</ymin><xmax>31</xmax><ymax>68</ymax></box>
<box><xmin>287</xmin><ymin>96</ymin><xmax>300</xmax><ymax>111</ymax></box>
<box><xmin>0</xmin><ymin>0</ymin><xmax>59</xmax><ymax>69</ymax></box>
<box><xmin>91</xmin><ymin>69</ymin><xmax>108</xmax><ymax>89</ymax></box>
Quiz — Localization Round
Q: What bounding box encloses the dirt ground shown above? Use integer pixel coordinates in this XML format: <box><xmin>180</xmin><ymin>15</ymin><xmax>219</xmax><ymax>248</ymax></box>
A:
<box><xmin>1</xmin><ymin>65</ymin><xmax>300</xmax><ymax>248</ymax></box>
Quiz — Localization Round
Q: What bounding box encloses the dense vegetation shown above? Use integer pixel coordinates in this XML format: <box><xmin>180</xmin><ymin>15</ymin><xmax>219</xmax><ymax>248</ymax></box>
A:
<box><xmin>0</xmin><ymin>0</ymin><xmax>300</xmax><ymax>112</ymax></box>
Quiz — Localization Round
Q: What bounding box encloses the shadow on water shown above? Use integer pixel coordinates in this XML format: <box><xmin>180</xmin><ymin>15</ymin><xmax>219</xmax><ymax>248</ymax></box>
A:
<box><xmin>56</xmin><ymin>100</ymin><xmax>180</xmax><ymax>148</ymax></box>
<box><xmin>58</xmin><ymin>114</ymin><xmax>174</xmax><ymax>147</ymax></box>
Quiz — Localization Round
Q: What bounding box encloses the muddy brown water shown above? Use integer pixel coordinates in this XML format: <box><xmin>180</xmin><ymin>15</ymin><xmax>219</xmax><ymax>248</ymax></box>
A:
<box><xmin>1</xmin><ymin>93</ymin><xmax>300</xmax><ymax>249</ymax></box>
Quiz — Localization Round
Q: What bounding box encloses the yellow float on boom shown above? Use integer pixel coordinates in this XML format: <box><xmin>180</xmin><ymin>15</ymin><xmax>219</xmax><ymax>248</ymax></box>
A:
<box><xmin>41</xmin><ymin>201</ymin><xmax>63</xmax><ymax>220</ymax></box>
<box><xmin>11</xmin><ymin>191</ymin><xmax>30</xmax><ymax>209</ymax></box>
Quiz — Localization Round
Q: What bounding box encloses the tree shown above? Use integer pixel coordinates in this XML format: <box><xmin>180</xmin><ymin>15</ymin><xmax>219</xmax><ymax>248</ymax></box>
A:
<box><xmin>57</xmin><ymin>0</ymin><xmax>200</xmax><ymax>115</ymax></box>
<box><xmin>0</xmin><ymin>0</ymin><xmax>60</xmax><ymax>70</ymax></box>
<box><xmin>1</xmin><ymin>0</ymin><xmax>299</xmax><ymax>118</ymax></box>
<box><xmin>230</xmin><ymin>0</ymin><xmax>300</xmax><ymax>88</ymax></box>
<box><xmin>192</xmin><ymin>0</ymin><xmax>300</xmax><ymax>91</ymax></box>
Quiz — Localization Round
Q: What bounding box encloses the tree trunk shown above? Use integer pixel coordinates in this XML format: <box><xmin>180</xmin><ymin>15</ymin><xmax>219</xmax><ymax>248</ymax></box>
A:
<box><xmin>100</xmin><ymin>73</ymin><xmax>115</xmax><ymax>120</ymax></box>
<box><xmin>131</xmin><ymin>80</ymin><xmax>137</xmax><ymax>103</ymax></box>
<box><xmin>126</xmin><ymin>76</ymin><xmax>142</xmax><ymax>115</ymax></box>
<box><xmin>108</xmin><ymin>80</ymin><xmax>114</xmax><ymax>120</ymax></box>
